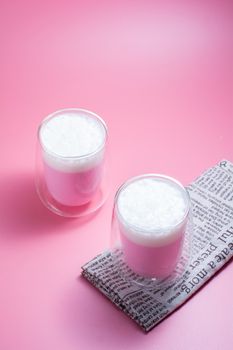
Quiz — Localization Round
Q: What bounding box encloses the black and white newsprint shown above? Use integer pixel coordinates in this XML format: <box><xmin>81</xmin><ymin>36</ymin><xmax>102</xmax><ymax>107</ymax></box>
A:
<box><xmin>82</xmin><ymin>160</ymin><xmax>233</xmax><ymax>332</ymax></box>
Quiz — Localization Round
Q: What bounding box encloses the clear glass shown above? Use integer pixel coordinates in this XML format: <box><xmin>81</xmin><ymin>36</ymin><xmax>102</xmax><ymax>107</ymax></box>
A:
<box><xmin>110</xmin><ymin>174</ymin><xmax>192</xmax><ymax>287</ymax></box>
<box><xmin>35</xmin><ymin>108</ymin><xmax>109</xmax><ymax>217</ymax></box>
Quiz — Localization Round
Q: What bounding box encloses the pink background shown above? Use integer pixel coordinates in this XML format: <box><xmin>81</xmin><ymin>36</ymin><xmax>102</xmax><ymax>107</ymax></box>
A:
<box><xmin>0</xmin><ymin>0</ymin><xmax>232</xmax><ymax>349</ymax></box>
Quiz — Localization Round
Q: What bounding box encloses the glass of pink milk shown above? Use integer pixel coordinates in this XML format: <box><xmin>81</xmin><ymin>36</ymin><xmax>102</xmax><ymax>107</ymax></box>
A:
<box><xmin>36</xmin><ymin>108</ymin><xmax>108</xmax><ymax>217</ymax></box>
<box><xmin>112</xmin><ymin>174</ymin><xmax>190</xmax><ymax>281</ymax></box>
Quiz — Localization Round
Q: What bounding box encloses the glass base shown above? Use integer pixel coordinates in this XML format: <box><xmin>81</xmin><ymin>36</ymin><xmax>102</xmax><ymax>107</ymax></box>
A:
<box><xmin>35</xmin><ymin>174</ymin><xmax>109</xmax><ymax>218</ymax></box>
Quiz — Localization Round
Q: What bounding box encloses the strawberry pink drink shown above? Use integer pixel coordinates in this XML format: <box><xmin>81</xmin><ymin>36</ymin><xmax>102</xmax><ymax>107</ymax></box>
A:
<box><xmin>39</xmin><ymin>109</ymin><xmax>107</xmax><ymax>206</ymax></box>
<box><xmin>115</xmin><ymin>175</ymin><xmax>190</xmax><ymax>278</ymax></box>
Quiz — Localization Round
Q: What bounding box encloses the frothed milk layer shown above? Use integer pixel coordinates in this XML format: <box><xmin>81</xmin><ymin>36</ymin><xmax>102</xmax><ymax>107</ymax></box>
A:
<box><xmin>117</xmin><ymin>177</ymin><xmax>189</xmax><ymax>246</ymax></box>
<box><xmin>39</xmin><ymin>110</ymin><xmax>107</xmax><ymax>172</ymax></box>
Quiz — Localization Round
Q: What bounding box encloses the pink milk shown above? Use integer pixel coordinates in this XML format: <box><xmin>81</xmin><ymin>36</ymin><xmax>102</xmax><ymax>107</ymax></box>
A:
<box><xmin>115</xmin><ymin>175</ymin><xmax>190</xmax><ymax>279</ymax></box>
<box><xmin>43</xmin><ymin>160</ymin><xmax>104</xmax><ymax>206</ymax></box>
<box><xmin>120</xmin><ymin>225</ymin><xmax>186</xmax><ymax>278</ymax></box>
<box><xmin>39</xmin><ymin>108</ymin><xmax>107</xmax><ymax>207</ymax></box>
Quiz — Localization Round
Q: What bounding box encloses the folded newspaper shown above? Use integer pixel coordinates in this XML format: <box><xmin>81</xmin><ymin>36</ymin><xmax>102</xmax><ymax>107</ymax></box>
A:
<box><xmin>82</xmin><ymin>160</ymin><xmax>233</xmax><ymax>332</ymax></box>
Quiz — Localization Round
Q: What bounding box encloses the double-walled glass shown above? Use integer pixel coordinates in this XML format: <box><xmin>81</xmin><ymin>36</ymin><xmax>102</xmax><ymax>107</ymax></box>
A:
<box><xmin>111</xmin><ymin>174</ymin><xmax>192</xmax><ymax>285</ymax></box>
<box><xmin>35</xmin><ymin>108</ymin><xmax>108</xmax><ymax>217</ymax></box>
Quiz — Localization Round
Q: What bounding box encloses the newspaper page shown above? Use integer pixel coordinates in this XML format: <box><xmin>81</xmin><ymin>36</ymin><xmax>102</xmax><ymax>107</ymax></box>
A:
<box><xmin>82</xmin><ymin>160</ymin><xmax>233</xmax><ymax>332</ymax></box>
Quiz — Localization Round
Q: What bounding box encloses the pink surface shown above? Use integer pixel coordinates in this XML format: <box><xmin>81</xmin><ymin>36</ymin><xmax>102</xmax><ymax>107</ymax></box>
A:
<box><xmin>43</xmin><ymin>161</ymin><xmax>103</xmax><ymax>206</ymax></box>
<box><xmin>0</xmin><ymin>0</ymin><xmax>232</xmax><ymax>349</ymax></box>
<box><xmin>120</xmin><ymin>228</ymin><xmax>184</xmax><ymax>278</ymax></box>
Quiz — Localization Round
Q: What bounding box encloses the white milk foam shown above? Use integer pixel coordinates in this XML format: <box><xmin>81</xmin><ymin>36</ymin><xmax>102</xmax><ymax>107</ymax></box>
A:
<box><xmin>39</xmin><ymin>111</ymin><xmax>106</xmax><ymax>172</ymax></box>
<box><xmin>117</xmin><ymin>177</ymin><xmax>189</xmax><ymax>246</ymax></box>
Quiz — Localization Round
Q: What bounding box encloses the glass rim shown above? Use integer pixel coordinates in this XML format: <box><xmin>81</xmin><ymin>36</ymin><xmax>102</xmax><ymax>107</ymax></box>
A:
<box><xmin>115</xmin><ymin>173</ymin><xmax>191</xmax><ymax>234</ymax></box>
<box><xmin>38</xmin><ymin>108</ymin><xmax>108</xmax><ymax>160</ymax></box>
